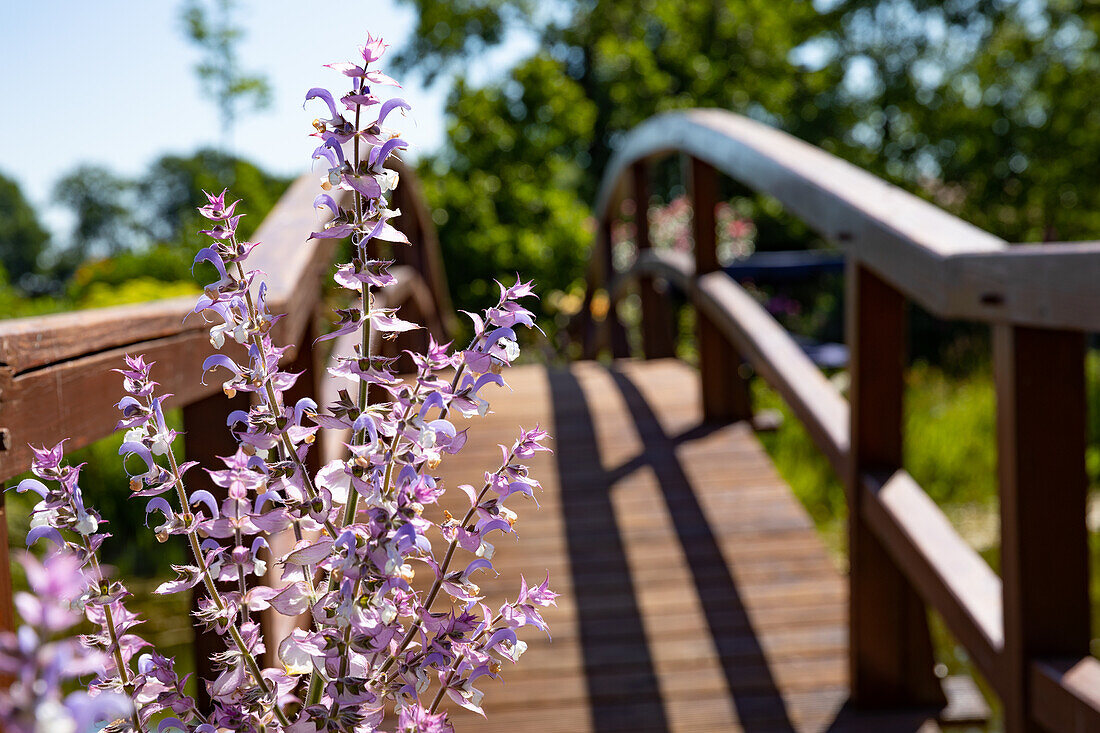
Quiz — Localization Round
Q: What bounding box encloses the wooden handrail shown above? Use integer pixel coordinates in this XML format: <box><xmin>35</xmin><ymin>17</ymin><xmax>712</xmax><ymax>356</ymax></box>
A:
<box><xmin>585</xmin><ymin>109</ymin><xmax>1100</xmax><ymax>732</ymax></box>
<box><xmin>860</xmin><ymin>470</ymin><xmax>1004</xmax><ymax>689</ymax></box>
<box><xmin>1031</xmin><ymin>657</ymin><xmax>1100</xmax><ymax>732</ymax></box>
<box><xmin>608</xmin><ymin>249</ymin><xmax>848</xmax><ymax>473</ymax></box>
<box><xmin>0</xmin><ymin>174</ymin><xmax>331</xmax><ymax>483</ymax></box>
<box><xmin>590</xmin><ymin>108</ymin><xmax>1100</xmax><ymax>331</ymax></box>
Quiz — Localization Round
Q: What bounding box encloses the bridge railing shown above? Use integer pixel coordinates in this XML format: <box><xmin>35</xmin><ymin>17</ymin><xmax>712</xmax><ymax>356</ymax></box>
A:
<box><xmin>0</xmin><ymin>159</ymin><xmax>451</xmax><ymax>694</ymax></box>
<box><xmin>576</xmin><ymin>109</ymin><xmax>1100</xmax><ymax>732</ymax></box>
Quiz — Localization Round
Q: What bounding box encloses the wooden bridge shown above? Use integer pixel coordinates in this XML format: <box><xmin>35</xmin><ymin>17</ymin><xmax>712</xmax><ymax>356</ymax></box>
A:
<box><xmin>1</xmin><ymin>109</ymin><xmax>1099</xmax><ymax>731</ymax></box>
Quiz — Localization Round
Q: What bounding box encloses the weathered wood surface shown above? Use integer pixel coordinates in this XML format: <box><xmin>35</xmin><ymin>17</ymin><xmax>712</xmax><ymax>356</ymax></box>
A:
<box><xmin>1031</xmin><ymin>657</ymin><xmax>1100</xmax><ymax>733</ymax></box>
<box><xmin>860</xmin><ymin>469</ymin><xmax>1004</xmax><ymax>689</ymax></box>
<box><xmin>431</xmin><ymin>358</ymin><xmax>951</xmax><ymax>732</ymax></box>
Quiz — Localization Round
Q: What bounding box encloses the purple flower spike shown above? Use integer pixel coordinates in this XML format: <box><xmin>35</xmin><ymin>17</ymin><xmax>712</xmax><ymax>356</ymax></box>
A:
<box><xmin>0</xmin><ymin>31</ymin><xmax>555</xmax><ymax>733</ymax></box>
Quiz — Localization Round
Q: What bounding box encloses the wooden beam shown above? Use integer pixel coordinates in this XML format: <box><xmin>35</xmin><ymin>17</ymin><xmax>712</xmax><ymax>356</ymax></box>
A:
<box><xmin>994</xmin><ymin>325</ymin><xmax>1090</xmax><ymax>733</ymax></box>
<box><xmin>608</xmin><ymin>251</ymin><xmax>847</xmax><ymax>470</ymax></box>
<box><xmin>860</xmin><ymin>469</ymin><xmax>1004</xmax><ymax>691</ymax></box>
<box><xmin>694</xmin><ymin>271</ymin><xmax>847</xmax><ymax>473</ymax></box>
<box><xmin>0</xmin><ymin>174</ymin><xmax>329</xmax><ymax>376</ymax></box>
<box><xmin>690</xmin><ymin>157</ymin><xmax>750</xmax><ymax>424</ymax></box>
<box><xmin>0</xmin><ymin>331</ymin><xmax>220</xmax><ymax>484</ymax></box>
<box><xmin>1030</xmin><ymin>657</ymin><xmax>1100</xmax><ymax>733</ymax></box>
<box><xmin>600</xmin><ymin>216</ymin><xmax>630</xmax><ymax>359</ymax></box>
<box><xmin>846</xmin><ymin>261</ymin><xmax>943</xmax><ymax>709</ymax></box>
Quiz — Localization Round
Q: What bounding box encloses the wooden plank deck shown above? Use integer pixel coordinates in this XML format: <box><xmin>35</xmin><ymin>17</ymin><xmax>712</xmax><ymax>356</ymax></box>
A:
<box><xmin>431</xmin><ymin>358</ymin><xmax>951</xmax><ymax>732</ymax></box>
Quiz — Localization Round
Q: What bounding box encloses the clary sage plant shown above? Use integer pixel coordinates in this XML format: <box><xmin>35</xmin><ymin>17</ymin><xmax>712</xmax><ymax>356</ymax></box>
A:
<box><xmin>0</xmin><ymin>34</ymin><xmax>554</xmax><ymax>733</ymax></box>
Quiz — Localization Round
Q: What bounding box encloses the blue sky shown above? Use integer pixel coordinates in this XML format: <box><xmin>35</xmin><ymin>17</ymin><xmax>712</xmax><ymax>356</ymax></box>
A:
<box><xmin>0</xmin><ymin>1</ymin><xmax>534</xmax><ymax>236</ymax></box>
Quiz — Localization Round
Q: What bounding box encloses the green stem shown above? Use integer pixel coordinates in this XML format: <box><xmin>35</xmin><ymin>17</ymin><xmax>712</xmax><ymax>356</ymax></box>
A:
<box><xmin>374</xmin><ymin>453</ymin><xmax>510</xmax><ymax>680</ymax></box>
<box><xmin>343</xmin><ymin>92</ymin><xmax>373</xmax><ymax>528</ymax></box>
<box><xmin>427</xmin><ymin>611</ymin><xmax>504</xmax><ymax>712</ymax></box>
<box><xmin>231</xmin><ymin>258</ymin><xmax>340</xmax><ymax>540</ymax></box>
<box><xmin>85</xmin><ymin>550</ymin><xmax>146</xmax><ymax>733</ymax></box>
<box><xmin>428</xmin><ymin>653</ymin><xmax>463</xmax><ymax>713</ymax></box>
<box><xmin>164</xmin><ymin>441</ymin><xmax>291</xmax><ymax>727</ymax></box>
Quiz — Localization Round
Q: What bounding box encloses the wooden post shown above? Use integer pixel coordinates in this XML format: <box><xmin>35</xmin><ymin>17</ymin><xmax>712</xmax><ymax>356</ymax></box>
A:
<box><xmin>846</xmin><ymin>261</ymin><xmax>944</xmax><ymax>708</ymax></box>
<box><xmin>632</xmin><ymin>161</ymin><xmax>675</xmax><ymax>360</ymax></box>
<box><xmin>601</xmin><ymin>215</ymin><xmax>631</xmax><ymax>359</ymax></box>
<box><xmin>184</xmin><ymin>386</ymin><xmax>251</xmax><ymax>712</ymax></box>
<box><xmin>994</xmin><ymin>325</ymin><xmax>1090</xmax><ymax>733</ymax></box>
<box><xmin>578</xmin><ymin>278</ymin><xmax>598</xmax><ymax>360</ymax></box>
<box><xmin>689</xmin><ymin>156</ymin><xmax>751</xmax><ymax>423</ymax></box>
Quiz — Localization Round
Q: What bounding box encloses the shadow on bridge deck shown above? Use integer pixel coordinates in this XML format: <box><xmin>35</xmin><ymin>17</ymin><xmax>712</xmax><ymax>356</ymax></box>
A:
<box><xmin>436</xmin><ymin>358</ymin><xmax>948</xmax><ymax>732</ymax></box>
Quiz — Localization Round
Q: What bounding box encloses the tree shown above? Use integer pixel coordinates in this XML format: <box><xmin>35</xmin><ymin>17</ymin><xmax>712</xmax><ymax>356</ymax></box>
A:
<box><xmin>52</xmin><ymin>151</ymin><xmax>291</xmax><ymax>301</ymax></box>
<box><xmin>0</xmin><ymin>172</ymin><xmax>49</xmax><ymax>285</ymax></box>
<box><xmin>806</xmin><ymin>0</ymin><xmax>1100</xmax><ymax>244</ymax></box>
<box><xmin>181</xmin><ymin>0</ymin><xmax>272</xmax><ymax>148</ymax></box>
<box><xmin>54</xmin><ymin>165</ymin><xmax>142</xmax><ymax>259</ymax></box>
<box><xmin>397</xmin><ymin>0</ymin><xmax>841</xmax><ymax>319</ymax></box>
<box><xmin>137</xmin><ymin>148</ymin><xmax>291</xmax><ymax>250</ymax></box>
<box><xmin>398</xmin><ymin>0</ymin><xmax>1100</xmax><ymax>336</ymax></box>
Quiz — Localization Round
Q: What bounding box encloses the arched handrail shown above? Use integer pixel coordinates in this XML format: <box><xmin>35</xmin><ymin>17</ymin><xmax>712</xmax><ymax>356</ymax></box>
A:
<box><xmin>585</xmin><ymin>108</ymin><xmax>1100</xmax><ymax>333</ymax></box>
<box><xmin>580</xmin><ymin>108</ymin><xmax>1100</xmax><ymax>732</ymax></box>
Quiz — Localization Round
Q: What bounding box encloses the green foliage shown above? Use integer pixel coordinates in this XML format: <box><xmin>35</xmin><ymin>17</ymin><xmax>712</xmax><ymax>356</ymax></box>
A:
<box><xmin>0</xmin><ymin>171</ymin><xmax>49</xmax><ymax>283</ymax></box>
<box><xmin>752</xmin><ymin>377</ymin><xmax>847</xmax><ymax>529</ymax></box>
<box><xmin>137</xmin><ymin>149</ymin><xmax>291</xmax><ymax>251</ymax></box>
<box><xmin>755</xmin><ymin>362</ymin><xmax>998</xmax><ymax>537</ymax></box>
<box><xmin>0</xmin><ymin>270</ymin><xmax>68</xmax><ymax>318</ymax></box>
<box><xmin>400</xmin><ymin>0</ymin><xmax>1100</xmax><ymax>350</ymax></box>
<box><xmin>816</xmin><ymin>0</ymin><xmax>1100</xmax><ymax>244</ymax></box>
<box><xmin>66</xmin><ymin>245</ymin><xmax>196</xmax><ymax>300</ymax></box>
<box><xmin>421</xmin><ymin>56</ymin><xmax>596</xmax><ymax>317</ymax></box>
<box><xmin>76</xmin><ymin>278</ymin><xmax>201</xmax><ymax>310</ymax></box>
<box><xmin>180</xmin><ymin>0</ymin><xmax>272</xmax><ymax>143</ymax></box>
<box><xmin>904</xmin><ymin>361</ymin><xmax>997</xmax><ymax>507</ymax></box>
<box><xmin>49</xmin><ymin>151</ymin><xmax>290</xmax><ymax>297</ymax></box>
<box><xmin>402</xmin><ymin>0</ymin><xmax>843</xmax><ymax>324</ymax></box>
<box><xmin>54</xmin><ymin>165</ymin><xmax>142</xmax><ymax>259</ymax></box>
<box><xmin>5</xmin><ymin>411</ymin><xmax>190</xmax><ymax>579</ymax></box>
<box><xmin>393</xmin><ymin>0</ymin><xmax>532</xmax><ymax>84</ymax></box>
